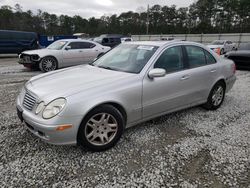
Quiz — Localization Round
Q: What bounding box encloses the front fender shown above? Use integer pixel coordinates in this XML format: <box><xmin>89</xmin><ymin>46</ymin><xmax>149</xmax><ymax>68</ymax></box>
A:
<box><xmin>60</xmin><ymin>88</ymin><xmax>142</xmax><ymax>125</ymax></box>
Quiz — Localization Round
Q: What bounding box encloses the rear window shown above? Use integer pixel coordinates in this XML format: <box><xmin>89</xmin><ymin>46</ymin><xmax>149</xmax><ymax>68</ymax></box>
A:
<box><xmin>185</xmin><ymin>46</ymin><xmax>207</xmax><ymax>68</ymax></box>
<box><xmin>204</xmin><ymin>50</ymin><xmax>217</xmax><ymax>64</ymax></box>
<box><xmin>79</xmin><ymin>42</ymin><xmax>96</xmax><ymax>49</ymax></box>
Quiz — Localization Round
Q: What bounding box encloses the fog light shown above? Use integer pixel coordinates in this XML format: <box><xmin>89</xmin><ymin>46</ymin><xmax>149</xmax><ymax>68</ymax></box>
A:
<box><xmin>56</xmin><ymin>124</ymin><xmax>73</xmax><ymax>131</ymax></box>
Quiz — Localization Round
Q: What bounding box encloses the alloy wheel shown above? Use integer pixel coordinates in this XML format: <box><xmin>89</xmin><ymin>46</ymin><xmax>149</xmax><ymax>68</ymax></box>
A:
<box><xmin>212</xmin><ymin>86</ymin><xmax>224</xmax><ymax>106</ymax></box>
<box><xmin>84</xmin><ymin>113</ymin><xmax>118</xmax><ymax>146</ymax></box>
<box><xmin>41</xmin><ymin>58</ymin><xmax>57</xmax><ymax>72</ymax></box>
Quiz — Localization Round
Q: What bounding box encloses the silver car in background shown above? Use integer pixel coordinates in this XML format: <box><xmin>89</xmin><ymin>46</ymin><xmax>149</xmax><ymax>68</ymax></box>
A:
<box><xmin>18</xmin><ymin>39</ymin><xmax>111</xmax><ymax>72</ymax></box>
<box><xmin>16</xmin><ymin>41</ymin><xmax>236</xmax><ymax>151</ymax></box>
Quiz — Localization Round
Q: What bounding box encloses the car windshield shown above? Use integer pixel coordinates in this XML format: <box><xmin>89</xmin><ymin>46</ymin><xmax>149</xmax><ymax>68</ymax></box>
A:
<box><xmin>92</xmin><ymin>44</ymin><xmax>158</xmax><ymax>73</ymax></box>
<box><xmin>238</xmin><ymin>43</ymin><xmax>250</xmax><ymax>50</ymax></box>
<box><xmin>212</xmin><ymin>41</ymin><xmax>225</xmax><ymax>45</ymax></box>
<box><xmin>47</xmin><ymin>41</ymin><xmax>67</xmax><ymax>50</ymax></box>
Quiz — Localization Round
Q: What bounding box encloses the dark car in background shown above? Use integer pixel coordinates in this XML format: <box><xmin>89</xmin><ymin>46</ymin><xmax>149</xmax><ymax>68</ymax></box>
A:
<box><xmin>93</xmin><ymin>34</ymin><xmax>132</xmax><ymax>48</ymax></box>
<box><xmin>225</xmin><ymin>43</ymin><xmax>250</xmax><ymax>69</ymax></box>
<box><xmin>0</xmin><ymin>30</ymin><xmax>39</xmax><ymax>54</ymax></box>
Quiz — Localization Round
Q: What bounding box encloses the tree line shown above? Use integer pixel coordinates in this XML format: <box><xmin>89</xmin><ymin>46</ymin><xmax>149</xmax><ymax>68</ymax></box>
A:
<box><xmin>0</xmin><ymin>0</ymin><xmax>250</xmax><ymax>36</ymax></box>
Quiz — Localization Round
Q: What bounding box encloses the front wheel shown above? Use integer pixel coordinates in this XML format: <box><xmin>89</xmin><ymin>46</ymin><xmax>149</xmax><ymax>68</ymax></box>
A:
<box><xmin>77</xmin><ymin>105</ymin><xmax>124</xmax><ymax>151</ymax></box>
<box><xmin>39</xmin><ymin>56</ymin><xmax>57</xmax><ymax>72</ymax></box>
<box><xmin>203</xmin><ymin>82</ymin><xmax>225</xmax><ymax>110</ymax></box>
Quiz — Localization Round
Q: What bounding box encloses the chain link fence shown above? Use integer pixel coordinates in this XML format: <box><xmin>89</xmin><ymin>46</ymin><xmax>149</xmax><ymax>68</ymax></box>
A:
<box><xmin>132</xmin><ymin>33</ymin><xmax>250</xmax><ymax>46</ymax></box>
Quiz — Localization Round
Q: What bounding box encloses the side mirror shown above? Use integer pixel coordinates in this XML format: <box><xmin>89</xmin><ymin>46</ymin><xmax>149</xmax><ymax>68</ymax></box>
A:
<box><xmin>148</xmin><ymin>68</ymin><xmax>166</xmax><ymax>79</ymax></box>
<box><xmin>65</xmin><ymin>46</ymin><xmax>71</xmax><ymax>50</ymax></box>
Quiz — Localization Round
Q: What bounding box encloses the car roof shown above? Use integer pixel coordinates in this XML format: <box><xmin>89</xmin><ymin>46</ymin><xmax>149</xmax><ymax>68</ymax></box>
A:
<box><xmin>125</xmin><ymin>40</ymin><xmax>203</xmax><ymax>47</ymax></box>
<box><xmin>56</xmin><ymin>39</ymin><xmax>94</xmax><ymax>43</ymax></box>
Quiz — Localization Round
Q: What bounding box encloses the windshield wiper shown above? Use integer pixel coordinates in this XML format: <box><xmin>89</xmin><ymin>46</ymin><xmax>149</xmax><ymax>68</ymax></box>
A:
<box><xmin>97</xmin><ymin>65</ymin><xmax>117</xmax><ymax>71</ymax></box>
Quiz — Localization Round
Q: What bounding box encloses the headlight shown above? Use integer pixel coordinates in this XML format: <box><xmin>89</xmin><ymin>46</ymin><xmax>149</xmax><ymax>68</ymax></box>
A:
<box><xmin>31</xmin><ymin>54</ymin><xmax>40</xmax><ymax>61</ymax></box>
<box><xmin>35</xmin><ymin>102</ymin><xmax>45</xmax><ymax>114</ymax></box>
<box><xmin>42</xmin><ymin>98</ymin><xmax>66</xmax><ymax>119</ymax></box>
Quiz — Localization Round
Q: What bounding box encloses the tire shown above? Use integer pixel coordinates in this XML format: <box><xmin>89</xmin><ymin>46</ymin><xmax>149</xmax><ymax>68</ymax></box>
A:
<box><xmin>203</xmin><ymin>82</ymin><xmax>226</xmax><ymax>110</ymax></box>
<box><xmin>220</xmin><ymin>48</ymin><xmax>224</xmax><ymax>55</ymax></box>
<box><xmin>39</xmin><ymin>56</ymin><xmax>58</xmax><ymax>72</ymax></box>
<box><xmin>77</xmin><ymin>105</ymin><xmax>125</xmax><ymax>151</ymax></box>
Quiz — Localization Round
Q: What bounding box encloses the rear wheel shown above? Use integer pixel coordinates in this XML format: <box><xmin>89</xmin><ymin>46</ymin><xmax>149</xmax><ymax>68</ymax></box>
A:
<box><xmin>203</xmin><ymin>82</ymin><xmax>225</xmax><ymax>110</ymax></box>
<box><xmin>39</xmin><ymin>56</ymin><xmax>57</xmax><ymax>72</ymax></box>
<box><xmin>77</xmin><ymin>105</ymin><xmax>124</xmax><ymax>151</ymax></box>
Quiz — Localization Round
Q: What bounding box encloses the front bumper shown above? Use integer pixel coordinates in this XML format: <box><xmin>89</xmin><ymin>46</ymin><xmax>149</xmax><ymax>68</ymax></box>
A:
<box><xmin>18</xmin><ymin>54</ymin><xmax>40</xmax><ymax>65</ymax></box>
<box><xmin>18</xmin><ymin>58</ymin><xmax>36</xmax><ymax>65</ymax></box>
<box><xmin>16</xmin><ymin>96</ymin><xmax>82</xmax><ymax>145</ymax></box>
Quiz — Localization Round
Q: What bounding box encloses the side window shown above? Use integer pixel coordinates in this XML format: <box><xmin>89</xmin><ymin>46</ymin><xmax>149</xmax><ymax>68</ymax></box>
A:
<box><xmin>109</xmin><ymin>38</ymin><xmax>114</xmax><ymax>43</ymax></box>
<box><xmin>154</xmin><ymin>46</ymin><xmax>184</xmax><ymax>73</ymax></box>
<box><xmin>204</xmin><ymin>50</ymin><xmax>217</xmax><ymax>64</ymax></box>
<box><xmin>67</xmin><ymin>42</ymin><xmax>80</xmax><ymax>50</ymax></box>
<box><xmin>103</xmin><ymin>38</ymin><xmax>109</xmax><ymax>43</ymax></box>
<box><xmin>185</xmin><ymin>46</ymin><xmax>207</xmax><ymax>68</ymax></box>
<box><xmin>79</xmin><ymin>42</ymin><xmax>96</xmax><ymax>49</ymax></box>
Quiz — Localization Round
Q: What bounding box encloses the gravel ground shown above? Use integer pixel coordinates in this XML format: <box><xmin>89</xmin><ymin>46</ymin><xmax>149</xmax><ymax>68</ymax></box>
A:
<box><xmin>0</xmin><ymin>58</ymin><xmax>249</xmax><ymax>188</ymax></box>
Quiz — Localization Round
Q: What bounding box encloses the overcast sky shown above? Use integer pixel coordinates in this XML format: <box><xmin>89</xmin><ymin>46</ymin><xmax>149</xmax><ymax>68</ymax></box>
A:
<box><xmin>1</xmin><ymin>0</ymin><xmax>194</xmax><ymax>18</ymax></box>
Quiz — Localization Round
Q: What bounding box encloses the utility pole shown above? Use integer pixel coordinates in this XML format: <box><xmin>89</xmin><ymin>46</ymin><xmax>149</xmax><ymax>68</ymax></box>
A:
<box><xmin>146</xmin><ymin>4</ymin><xmax>149</xmax><ymax>35</ymax></box>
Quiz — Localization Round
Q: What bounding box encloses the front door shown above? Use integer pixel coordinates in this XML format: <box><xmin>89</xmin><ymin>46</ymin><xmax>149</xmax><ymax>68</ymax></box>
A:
<box><xmin>142</xmin><ymin>45</ymin><xmax>197</xmax><ymax>118</ymax></box>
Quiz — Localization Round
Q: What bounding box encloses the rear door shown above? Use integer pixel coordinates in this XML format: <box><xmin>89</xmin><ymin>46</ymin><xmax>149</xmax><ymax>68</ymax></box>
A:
<box><xmin>62</xmin><ymin>42</ymin><xmax>84</xmax><ymax>67</ymax></box>
<box><xmin>78</xmin><ymin>42</ymin><xmax>99</xmax><ymax>64</ymax></box>
<box><xmin>183</xmin><ymin>45</ymin><xmax>219</xmax><ymax>101</ymax></box>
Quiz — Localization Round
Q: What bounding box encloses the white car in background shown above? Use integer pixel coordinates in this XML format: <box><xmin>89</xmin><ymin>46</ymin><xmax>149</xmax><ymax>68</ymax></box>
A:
<box><xmin>207</xmin><ymin>40</ymin><xmax>237</xmax><ymax>55</ymax></box>
<box><xmin>121</xmin><ymin>37</ymin><xmax>133</xmax><ymax>43</ymax></box>
<box><xmin>18</xmin><ymin>39</ymin><xmax>111</xmax><ymax>72</ymax></box>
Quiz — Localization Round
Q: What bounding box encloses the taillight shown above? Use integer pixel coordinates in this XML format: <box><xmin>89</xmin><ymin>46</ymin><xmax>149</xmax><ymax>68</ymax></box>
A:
<box><xmin>232</xmin><ymin>63</ymin><xmax>236</xmax><ymax>74</ymax></box>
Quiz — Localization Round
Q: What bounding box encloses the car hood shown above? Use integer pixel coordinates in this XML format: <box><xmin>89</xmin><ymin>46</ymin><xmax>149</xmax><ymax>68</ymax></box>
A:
<box><xmin>207</xmin><ymin>45</ymin><xmax>223</xmax><ymax>49</ymax></box>
<box><xmin>22</xmin><ymin>48</ymin><xmax>58</xmax><ymax>56</ymax></box>
<box><xmin>26</xmin><ymin>65</ymin><xmax>134</xmax><ymax>100</ymax></box>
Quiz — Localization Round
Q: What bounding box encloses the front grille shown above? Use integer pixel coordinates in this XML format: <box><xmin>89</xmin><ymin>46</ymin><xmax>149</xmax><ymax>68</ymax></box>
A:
<box><xmin>23</xmin><ymin>91</ymin><xmax>37</xmax><ymax>111</ymax></box>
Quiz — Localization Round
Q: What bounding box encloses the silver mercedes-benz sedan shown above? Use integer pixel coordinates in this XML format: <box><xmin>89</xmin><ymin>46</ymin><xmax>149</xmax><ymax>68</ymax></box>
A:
<box><xmin>16</xmin><ymin>41</ymin><xmax>236</xmax><ymax>151</ymax></box>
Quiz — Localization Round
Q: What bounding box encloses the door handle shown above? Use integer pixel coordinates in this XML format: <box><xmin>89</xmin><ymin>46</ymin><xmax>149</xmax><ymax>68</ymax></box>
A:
<box><xmin>79</xmin><ymin>50</ymin><xmax>83</xmax><ymax>52</ymax></box>
<box><xmin>210</xmin><ymin>69</ymin><xmax>217</xmax><ymax>73</ymax></box>
<box><xmin>181</xmin><ymin>75</ymin><xmax>190</xmax><ymax>80</ymax></box>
